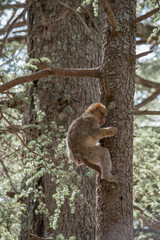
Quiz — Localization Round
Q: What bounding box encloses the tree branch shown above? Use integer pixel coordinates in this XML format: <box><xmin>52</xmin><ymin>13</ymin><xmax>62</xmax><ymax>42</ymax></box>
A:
<box><xmin>136</xmin><ymin>22</ymin><xmax>160</xmax><ymax>49</ymax></box>
<box><xmin>0</xmin><ymin>156</ymin><xmax>18</xmax><ymax>193</ymax></box>
<box><xmin>0</xmin><ymin>67</ymin><xmax>101</xmax><ymax>93</ymax></box>
<box><xmin>142</xmin><ymin>218</ymin><xmax>160</xmax><ymax>235</ymax></box>
<box><xmin>134</xmin><ymin>205</ymin><xmax>160</xmax><ymax>234</ymax></box>
<box><xmin>100</xmin><ymin>0</ymin><xmax>118</xmax><ymax>30</ymax></box>
<box><xmin>0</xmin><ymin>97</ymin><xmax>24</xmax><ymax>111</ymax></box>
<box><xmin>134</xmin><ymin>110</ymin><xmax>160</xmax><ymax>115</ymax></box>
<box><xmin>0</xmin><ymin>108</ymin><xmax>50</xmax><ymax>161</ymax></box>
<box><xmin>135</xmin><ymin>50</ymin><xmax>153</xmax><ymax>59</ymax></box>
<box><xmin>135</xmin><ymin>89</ymin><xmax>160</xmax><ymax>108</ymax></box>
<box><xmin>0</xmin><ymin>3</ymin><xmax>26</xmax><ymax>11</ymax></box>
<box><xmin>30</xmin><ymin>234</ymin><xmax>50</xmax><ymax>240</ymax></box>
<box><xmin>74</xmin><ymin>1</ymin><xmax>102</xmax><ymax>38</ymax></box>
<box><xmin>132</xmin><ymin>7</ymin><xmax>160</xmax><ymax>25</ymax></box>
<box><xmin>0</xmin><ymin>21</ymin><xmax>26</xmax><ymax>35</ymax></box>
<box><xmin>0</xmin><ymin>0</ymin><xmax>31</xmax><ymax>57</ymax></box>
<box><xmin>136</xmin><ymin>40</ymin><xmax>147</xmax><ymax>45</ymax></box>
<box><xmin>133</xmin><ymin>205</ymin><xmax>153</xmax><ymax>220</ymax></box>
<box><xmin>6</xmin><ymin>35</ymin><xmax>27</xmax><ymax>43</ymax></box>
<box><xmin>56</xmin><ymin>0</ymin><xmax>92</xmax><ymax>35</ymax></box>
<box><xmin>156</xmin><ymin>0</ymin><xmax>160</xmax><ymax>8</ymax></box>
<box><xmin>137</xmin><ymin>23</ymin><xmax>158</xmax><ymax>39</ymax></box>
<box><xmin>135</xmin><ymin>75</ymin><xmax>160</xmax><ymax>89</ymax></box>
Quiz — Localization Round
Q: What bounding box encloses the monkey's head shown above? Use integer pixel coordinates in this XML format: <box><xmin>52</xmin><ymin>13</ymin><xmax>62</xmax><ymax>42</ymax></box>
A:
<box><xmin>86</xmin><ymin>103</ymin><xmax>108</xmax><ymax>125</ymax></box>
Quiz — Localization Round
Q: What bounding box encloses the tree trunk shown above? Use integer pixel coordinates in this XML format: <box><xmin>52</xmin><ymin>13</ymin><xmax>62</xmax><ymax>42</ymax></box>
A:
<box><xmin>21</xmin><ymin>1</ymin><xmax>102</xmax><ymax>240</ymax></box>
<box><xmin>96</xmin><ymin>1</ymin><xmax>136</xmax><ymax>240</ymax></box>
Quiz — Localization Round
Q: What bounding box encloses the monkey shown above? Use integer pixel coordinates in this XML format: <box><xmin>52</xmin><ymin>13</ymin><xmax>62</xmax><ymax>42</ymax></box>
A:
<box><xmin>66</xmin><ymin>103</ymin><xmax>119</xmax><ymax>183</ymax></box>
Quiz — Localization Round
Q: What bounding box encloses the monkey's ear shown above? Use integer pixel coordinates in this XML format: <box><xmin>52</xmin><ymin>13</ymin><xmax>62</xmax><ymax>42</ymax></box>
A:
<box><xmin>94</xmin><ymin>103</ymin><xmax>101</xmax><ymax>109</ymax></box>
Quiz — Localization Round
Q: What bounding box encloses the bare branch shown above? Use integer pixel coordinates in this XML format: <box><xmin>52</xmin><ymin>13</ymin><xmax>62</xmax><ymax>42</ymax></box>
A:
<box><xmin>133</xmin><ymin>205</ymin><xmax>159</xmax><ymax>224</ymax></box>
<box><xmin>0</xmin><ymin>67</ymin><xmax>101</xmax><ymax>93</ymax></box>
<box><xmin>56</xmin><ymin>0</ymin><xmax>92</xmax><ymax>35</ymax></box>
<box><xmin>136</xmin><ymin>23</ymin><xmax>159</xmax><ymax>47</ymax></box>
<box><xmin>0</xmin><ymin>0</ymin><xmax>31</xmax><ymax>57</ymax></box>
<box><xmin>134</xmin><ymin>205</ymin><xmax>160</xmax><ymax>234</ymax></box>
<box><xmin>156</xmin><ymin>0</ymin><xmax>160</xmax><ymax>8</ymax></box>
<box><xmin>0</xmin><ymin>108</ymin><xmax>50</xmax><ymax>161</ymax></box>
<box><xmin>135</xmin><ymin>89</ymin><xmax>160</xmax><ymax>108</ymax></box>
<box><xmin>6</xmin><ymin>35</ymin><xmax>27</xmax><ymax>43</ymax></box>
<box><xmin>0</xmin><ymin>3</ymin><xmax>26</xmax><ymax>11</ymax></box>
<box><xmin>136</xmin><ymin>40</ymin><xmax>147</xmax><ymax>45</ymax></box>
<box><xmin>0</xmin><ymin>22</ymin><xmax>26</xmax><ymax>35</ymax></box>
<box><xmin>137</xmin><ymin>23</ymin><xmax>158</xmax><ymax>40</ymax></box>
<box><xmin>72</xmin><ymin>1</ymin><xmax>102</xmax><ymax>38</ymax></box>
<box><xmin>30</xmin><ymin>234</ymin><xmax>51</xmax><ymax>240</ymax></box>
<box><xmin>132</xmin><ymin>7</ymin><xmax>160</xmax><ymax>25</ymax></box>
<box><xmin>0</xmin><ymin>156</ymin><xmax>18</xmax><ymax>193</ymax></box>
<box><xmin>134</xmin><ymin>110</ymin><xmax>160</xmax><ymax>115</ymax></box>
<box><xmin>4</xmin><ymin>11</ymin><xmax>17</xmax><ymax>31</ymax></box>
<box><xmin>142</xmin><ymin>218</ymin><xmax>160</xmax><ymax>235</ymax></box>
<box><xmin>135</xmin><ymin>50</ymin><xmax>153</xmax><ymax>59</ymax></box>
<box><xmin>30</xmin><ymin>234</ymin><xmax>45</xmax><ymax>240</ymax></box>
<box><xmin>135</xmin><ymin>75</ymin><xmax>160</xmax><ymax>89</ymax></box>
<box><xmin>100</xmin><ymin>0</ymin><xmax>118</xmax><ymax>30</ymax></box>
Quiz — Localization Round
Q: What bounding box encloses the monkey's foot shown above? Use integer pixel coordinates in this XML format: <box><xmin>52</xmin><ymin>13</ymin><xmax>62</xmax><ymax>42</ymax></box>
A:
<box><xmin>101</xmin><ymin>174</ymin><xmax>121</xmax><ymax>184</ymax></box>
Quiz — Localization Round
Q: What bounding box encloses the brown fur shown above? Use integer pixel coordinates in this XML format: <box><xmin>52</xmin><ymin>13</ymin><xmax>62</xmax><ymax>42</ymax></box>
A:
<box><xmin>66</xmin><ymin>103</ymin><xmax>119</xmax><ymax>182</ymax></box>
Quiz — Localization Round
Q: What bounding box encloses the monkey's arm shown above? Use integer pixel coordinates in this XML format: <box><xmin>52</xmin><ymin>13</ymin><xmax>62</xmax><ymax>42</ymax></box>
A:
<box><xmin>97</xmin><ymin>127</ymin><xmax>117</xmax><ymax>139</ymax></box>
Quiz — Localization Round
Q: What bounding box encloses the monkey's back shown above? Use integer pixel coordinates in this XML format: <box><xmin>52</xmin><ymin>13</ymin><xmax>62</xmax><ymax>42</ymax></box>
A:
<box><xmin>66</xmin><ymin>113</ymin><xmax>99</xmax><ymax>162</ymax></box>
<box><xmin>67</xmin><ymin>114</ymin><xmax>98</xmax><ymax>143</ymax></box>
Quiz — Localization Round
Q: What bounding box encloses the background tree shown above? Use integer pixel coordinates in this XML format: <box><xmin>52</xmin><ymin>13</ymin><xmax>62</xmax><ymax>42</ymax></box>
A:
<box><xmin>133</xmin><ymin>1</ymin><xmax>160</xmax><ymax>239</ymax></box>
<box><xmin>20</xmin><ymin>1</ymin><xmax>101</xmax><ymax>239</ymax></box>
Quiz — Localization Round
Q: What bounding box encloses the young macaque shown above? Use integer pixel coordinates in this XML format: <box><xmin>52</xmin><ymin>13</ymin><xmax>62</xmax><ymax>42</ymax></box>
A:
<box><xmin>66</xmin><ymin>103</ymin><xmax>119</xmax><ymax>183</ymax></box>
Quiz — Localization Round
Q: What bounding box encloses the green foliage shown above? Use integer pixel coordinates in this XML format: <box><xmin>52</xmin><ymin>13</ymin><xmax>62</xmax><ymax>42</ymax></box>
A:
<box><xmin>56</xmin><ymin>233</ymin><xmax>75</xmax><ymax>240</ymax></box>
<box><xmin>77</xmin><ymin>0</ymin><xmax>98</xmax><ymax>16</ymax></box>
<box><xmin>2</xmin><ymin>0</ymin><xmax>160</xmax><ymax>239</ymax></box>
<box><xmin>21</xmin><ymin>121</ymin><xmax>86</xmax><ymax>237</ymax></box>
<box><xmin>0</xmin><ymin>113</ymin><xmax>85</xmax><ymax>239</ymax></box>
<box><xmin>0</xmin><ymin>131</ymin><xmax>23</xmax><ymax>239</ymax></box>
<box><xmin>134</xmin><ymin>125</ymin><xmax>160</xmax><ymax>239</ymax></box>
<box><xmin>0</xmin><ymin>74</ymin><xmax>87</xmax><ymax>240</ymax></box>
<box><xmin>25</xmin><ymin>57</ymin><xmax>52</xmax><ymax>71</ymax></box>
<box><xmin>0</xmin><ymin>197</ymin><xmax>21</xmax><ymax>240</ymax></box>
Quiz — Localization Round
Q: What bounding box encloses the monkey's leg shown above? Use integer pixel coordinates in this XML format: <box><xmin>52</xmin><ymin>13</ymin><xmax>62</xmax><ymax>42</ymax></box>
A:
<box><xmin>98</xmin><ymin>148</ymin><xmax>115</xmax><ymax>182</ymax></box>
<box><xmin>83</xmin><ymin>146</ymin><xmax>118</xmax><ymax>183</ymax></box>
<box><xmin>93</xmin><ymin>147</ymin><xmax>119</xmax><ymax>183</ymax></box>
<box><xmin>100</xmin><ymin>151</ymin><xmax>119</xmax><ymax>183</ymax></box>
<box><xmin>99</xmin><ymin>148</ymin><xmax>112</xmax><ymax>180</ymax></box>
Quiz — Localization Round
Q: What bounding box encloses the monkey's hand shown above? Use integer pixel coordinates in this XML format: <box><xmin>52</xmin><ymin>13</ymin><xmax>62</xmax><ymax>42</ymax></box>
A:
<box><xmin>101</xmin><ymin>127</ymin><xmax>118</xmax><ymax>138</ymax></box>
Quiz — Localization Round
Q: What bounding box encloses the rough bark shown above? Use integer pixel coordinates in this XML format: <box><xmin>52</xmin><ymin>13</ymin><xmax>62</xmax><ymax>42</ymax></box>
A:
<box><xmin>20</xmin><ymin>1</ymin><xmax>101</xmax><ymax>240</ymax></box>
<box><xmin>96</xmin><ymin>1</ymin><xmax>136</xmax><ymax>240</ymax></box>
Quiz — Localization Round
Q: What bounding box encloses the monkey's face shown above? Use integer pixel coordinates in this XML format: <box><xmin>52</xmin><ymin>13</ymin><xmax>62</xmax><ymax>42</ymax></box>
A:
<box><xmin>99</xmin><ymin>111</ymin><xmax>107</xmax><ymax>125</ymax></box>
<box><xmin>95</xmin><ymin>106</ymin><xmax>108</xmax><ymax>125</ymax></box>
<box><xmin>86</xmin><ymin>103</ymin><xmax>108</xmax><ymax>125</ymax></box>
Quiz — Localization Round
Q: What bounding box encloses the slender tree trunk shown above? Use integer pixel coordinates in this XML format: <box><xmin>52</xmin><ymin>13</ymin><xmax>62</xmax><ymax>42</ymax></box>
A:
<box><xmin>21</xmin><ymin>1</ymin><xmax>102</xmax><ymax>240</ymax></box>
<box><xmin>96</xmin><ymin>1</ymin><xmax>136</xmax><ymax>240</ymax></box>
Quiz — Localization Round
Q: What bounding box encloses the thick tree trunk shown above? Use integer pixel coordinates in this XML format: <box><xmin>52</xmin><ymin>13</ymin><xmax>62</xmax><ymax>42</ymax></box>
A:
<box><xmin>21</xmin><ymin>1</ymin><xmax>101</xmax><ymax>240</ymax></box>
<box><xmin>96</xmin><ymin>1</ymin><xmax>136</xmax><ymax>240</ymax></box>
